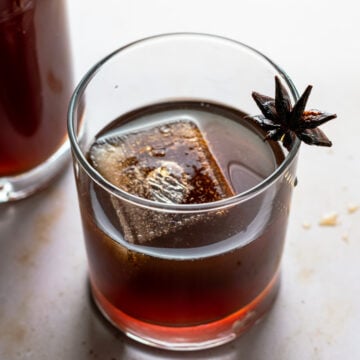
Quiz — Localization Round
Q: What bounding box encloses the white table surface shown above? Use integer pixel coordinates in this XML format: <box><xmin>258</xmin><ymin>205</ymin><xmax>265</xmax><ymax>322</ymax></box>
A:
<box><xmin>1</xmin><ymin>1</ymin><xmax>360</xmax><ymax>359</ymax></box>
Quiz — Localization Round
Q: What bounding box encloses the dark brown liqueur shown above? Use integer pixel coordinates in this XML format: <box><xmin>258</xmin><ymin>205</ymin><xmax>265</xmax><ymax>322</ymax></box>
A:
<box><xmin>0</xmin><ymin>0</ymin><xmax>73</xmax><ymax>176</ymax></box>
<box><xmin>77</xmin><ymin>101</ymin><xmax>293</xmax><ymax>327</ymax></box>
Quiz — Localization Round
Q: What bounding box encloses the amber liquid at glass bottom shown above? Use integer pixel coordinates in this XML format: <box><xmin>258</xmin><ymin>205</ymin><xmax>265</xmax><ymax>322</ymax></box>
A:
<box><xmin>0</xmin><ymin>0</ymin><xmax>72</xmax><ymax>176</ymax></box>
<box><xmin>76</xmin><ymin>101</ymin><xmax>293</xmax><ymax>350</ymax></box>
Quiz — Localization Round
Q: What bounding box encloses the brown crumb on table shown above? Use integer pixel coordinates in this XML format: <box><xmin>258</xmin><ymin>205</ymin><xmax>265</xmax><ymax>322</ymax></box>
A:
<box><xmin>341</xmin><ymin>233</ymin><xmax>349</xmax><ymax>243</ymax></box>
<box><xmin>302</xmin><ymin>221</ymin><xmax>312</xmax><ymax>229</ymax></box>
<box><xmin>319</xmin><ymin>212</ymin><xmax>339</xmax><ymax>226</ymax></box>
<box><xmin>347</xmin><ymin>203</ymin><xmax>359</xmax><ymax>214</ymax></box>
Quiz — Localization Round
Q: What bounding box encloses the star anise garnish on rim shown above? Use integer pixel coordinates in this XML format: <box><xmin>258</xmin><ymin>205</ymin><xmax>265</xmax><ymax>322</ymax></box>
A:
<box><xmin>251</xmin><ymin>76</ymin><xmax>337</xmax><ymax>151</ymax></box>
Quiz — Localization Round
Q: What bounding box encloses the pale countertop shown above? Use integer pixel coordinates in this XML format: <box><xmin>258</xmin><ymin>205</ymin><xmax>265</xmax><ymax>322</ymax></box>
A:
<box><xmin>1</xmin><ymin>1</ymin><xmax>360</xmax><ymax>359</ymax></box>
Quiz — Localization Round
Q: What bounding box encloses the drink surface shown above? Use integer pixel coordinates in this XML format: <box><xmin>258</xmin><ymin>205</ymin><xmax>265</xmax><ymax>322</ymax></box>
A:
<box><xmin>90</xmin><ymin>101</ymin><xmax>283</xmax><ymax>201</ymax></box>
<box><xmin>78</xmin><ymin>101</ymin><xmax>290</xmax><ymax>326</ymax></box>
<box><xmin>0</xmin><ymin>0</ymin><xmax>72</xmax><ymax>176</ymax></box>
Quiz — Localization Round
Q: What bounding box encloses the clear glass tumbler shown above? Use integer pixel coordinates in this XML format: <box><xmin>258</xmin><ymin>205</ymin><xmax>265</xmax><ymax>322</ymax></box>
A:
<box><xmin>0</xmin><ymin>0</ymin><xmax>73</xmax><ymax>202</ymax></box>
<box><xmin>68</xmin><ymin>33</ymin><xmax>300</xmax><ymax>351</ymax></box>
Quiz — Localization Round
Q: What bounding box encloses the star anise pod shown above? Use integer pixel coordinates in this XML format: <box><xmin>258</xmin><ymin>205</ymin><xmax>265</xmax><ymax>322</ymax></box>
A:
<box><xmin>251</xmin><ymin>76</ymin><xmax>337</xmax><ymax>151</ymax></box>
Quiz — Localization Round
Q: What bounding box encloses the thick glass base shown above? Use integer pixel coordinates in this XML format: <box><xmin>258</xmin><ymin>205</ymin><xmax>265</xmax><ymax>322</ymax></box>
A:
<box><xmin>0</xmin><ymin>140</ymin><xmax>70</xmax><ymax>203</ymax></box>
<box><xmin>91</xmin><ymin>271</ymin><xmax>281</xmax><ymax>351</ymax></box>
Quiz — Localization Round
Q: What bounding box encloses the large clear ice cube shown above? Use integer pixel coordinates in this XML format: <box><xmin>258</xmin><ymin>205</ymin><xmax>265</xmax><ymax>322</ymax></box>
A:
<box><xmin>89</xmin><ymin>120</ymin><xmax>235</xmax><ymax>245</ymax></box>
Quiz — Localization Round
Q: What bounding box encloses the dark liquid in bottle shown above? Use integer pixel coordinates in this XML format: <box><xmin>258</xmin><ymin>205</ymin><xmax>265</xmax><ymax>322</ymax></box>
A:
<box><xmin>77</xmin><ymin>101</ymin><xmax>293</xmax><ymax>330</ymax></box>
<box><xmin>0</xmin><ymin>0</ymin><xmax>73</xmax><ymax>176</ymax></box>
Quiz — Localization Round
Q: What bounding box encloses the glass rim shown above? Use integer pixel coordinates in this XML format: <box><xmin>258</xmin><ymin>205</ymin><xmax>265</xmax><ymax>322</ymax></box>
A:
<box><xmin>68</xmin><ymin>32</ymin><xmax>301</xmax><ymax>212</ymax></box>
